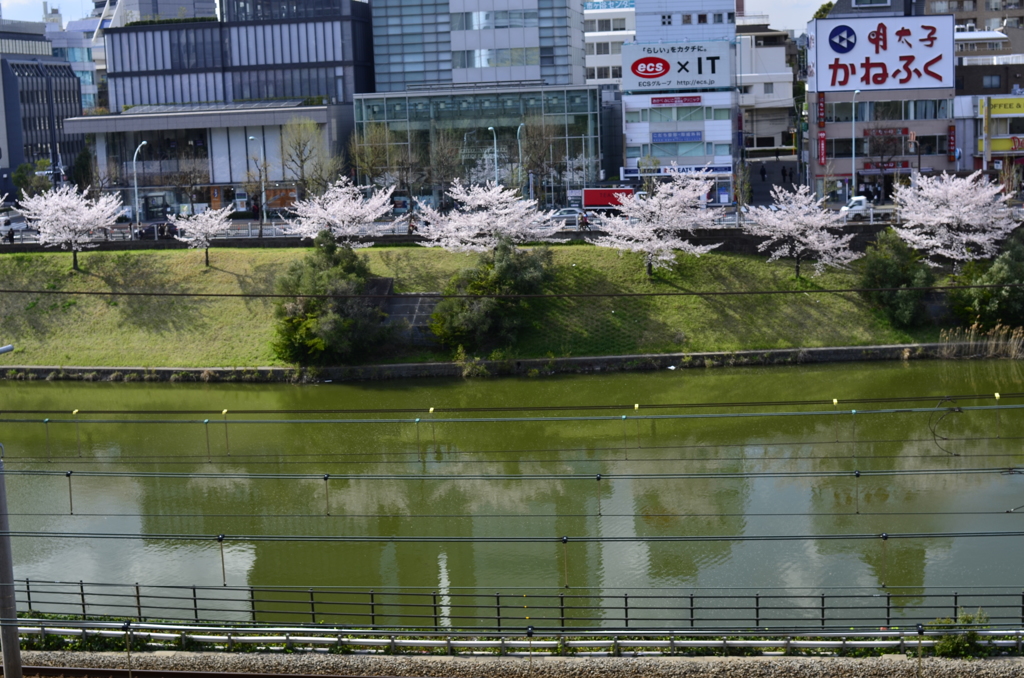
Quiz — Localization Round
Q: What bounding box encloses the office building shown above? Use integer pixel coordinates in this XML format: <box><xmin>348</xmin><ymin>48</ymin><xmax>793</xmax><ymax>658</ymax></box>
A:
<box><xmin>0</xmin><ymin>20</ymin><xmax>84</xmax><ymax>195</ymax></box>
<box><xmin>584</xmin><ymin>0</ymin><xmax>635</xmax><ymax>85</ymax></box>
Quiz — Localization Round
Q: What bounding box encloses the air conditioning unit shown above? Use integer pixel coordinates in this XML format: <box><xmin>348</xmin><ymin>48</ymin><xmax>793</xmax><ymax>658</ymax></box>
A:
<box><xmin>756</xmin><ymin>39</ymin><xmax>764</xmax><ymax>46</ymax></box>
<box><xmin>967</xmin><ymin>21</ymin><xmax>977</xmax><ymax>30</ymax></box>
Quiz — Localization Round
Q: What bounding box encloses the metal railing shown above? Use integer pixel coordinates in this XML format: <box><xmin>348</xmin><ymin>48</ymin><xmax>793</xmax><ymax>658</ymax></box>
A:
<box><xmin>15</xmin><ymin>580</ymin><xmax>1024</xmax><ymax>631</ymax></box>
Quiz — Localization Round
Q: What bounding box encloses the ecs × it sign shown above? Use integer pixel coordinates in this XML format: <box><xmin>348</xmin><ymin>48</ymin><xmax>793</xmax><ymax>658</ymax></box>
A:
<box><xmin>621</xmin><ymin>41</ymin><xmax>732</xmax><ymax>92</ymax></box>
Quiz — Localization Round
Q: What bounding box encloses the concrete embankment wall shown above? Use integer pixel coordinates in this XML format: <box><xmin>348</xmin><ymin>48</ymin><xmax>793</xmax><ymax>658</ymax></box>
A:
<box><xmin>20</xmin><ymin>651</ymin><xmax>1024</xmax><ymax>677</ymax></box>
<box><xmin>0</xmin><ymin>343</ymin><xmax>951</xmax><ymax>383</ymax></box>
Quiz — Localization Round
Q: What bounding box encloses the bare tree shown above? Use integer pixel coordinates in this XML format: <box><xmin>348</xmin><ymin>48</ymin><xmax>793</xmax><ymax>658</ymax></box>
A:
<box><xmin>243</xmin><ymin>153</ymin><xmax>270</xmax><ymax>237</ymax></box>
<box><xmin>428</xmin><ymin>128</ymin><xmax>463</xmax><ymax>207</ymax></box>
<box><xmin>519</xmin><ymin>117</ymin><xmax>564</xmax><ymax>204</ymax></box>
<box><xmin>348</xmin><ymin>122</ymin><xmax>394</xmax><ymax>187</ymax></box>
<box><xmin>167</xmin><ymin>144</ymin><xmax>210</xmax><ymax>215</ymax></box>
<box><xmin>283</xmin><ymin>117</ymin><xmax>340</xmax><ymax>200</ymax></box>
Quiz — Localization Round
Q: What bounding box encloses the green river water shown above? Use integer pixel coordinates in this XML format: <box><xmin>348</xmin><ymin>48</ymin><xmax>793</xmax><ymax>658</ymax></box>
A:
<box><xmin>0</xmin><ymin>360</ymin><xmax>1022</xmax><ymax>628</ymax></box>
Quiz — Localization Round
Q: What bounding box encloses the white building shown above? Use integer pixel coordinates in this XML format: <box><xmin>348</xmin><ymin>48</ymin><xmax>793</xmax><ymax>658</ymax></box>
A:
<box><xmin>584</xmin><ymin>0</ymin><xmax>635</xmax><ymax>85</ymax></box>
<box><xmin>736</xmin><ymin>18</ymin><xmax>795</xmax><ymax>152</ymax></box>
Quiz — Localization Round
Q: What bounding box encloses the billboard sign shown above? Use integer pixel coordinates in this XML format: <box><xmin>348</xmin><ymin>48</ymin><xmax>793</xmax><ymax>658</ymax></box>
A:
<box><xmin>621</xmin><ymin>41</ymin><xmax>732</xmax><ymax>92</ymax></box>
<box><xmin>807</xmin><ymin>16</ymin><xmax>954</xmax><ymax>92</ymax></box>
<box><xmin>652</xmin><ymin>131</ymin><xmax>702</xmax><ymax>143</ymax></box>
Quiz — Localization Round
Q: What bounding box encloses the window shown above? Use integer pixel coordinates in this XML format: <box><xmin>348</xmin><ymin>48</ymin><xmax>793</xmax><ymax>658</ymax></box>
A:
<box><xmin>682</xmin><ymin>13</ymin><xmax>692</xmax><ymax>23</ymax></box>
<box><xmin>661</xmin><ymin>14</ymin><xmax>672</xmax><ymax>25</ymax></box>
<box><xmin>706</xmin><ymin>108</ymin><xmax>730</xmax><ymax>120</ymax></box>
<box><xmin>611</xmin><ymin>66</ymin><xmax>622</xmax><ymax>78</ymax></box>
<box><xmin>596</xmin><ymin>42</ymin><xmax>610</xmax><ymax>55</ymax></box>
<box><xmin>984</xmin><ymin>74</ymin><xmax>1002</xmax><ymax>88</ymax></box>
<box><xmin>586</xmin><ymin>43</ymin><xmax>596</xmax><ymax>55</ymax></box>
<box><xmin>597</xmin><ymin>66</ymin><xmax>610</xmax><ymax>78</ymax></box>
<box><xmin>650</xmin><ymin>107</ymin><xmax>674</xmax><ymax>122</ymax></box>
<box><xmin>728</xmin><ymin>12</ymin><xmax>735</xmax><ymax>22</ymax></box>
<box><xmin>598</xmin><ymin>19</ymin><xmax>611</xmax><ymax>31</ymax></box>
<box><xmin>697</xmin><ymin>13</ymin><xmax>708</xmax><ymax>23</ymax></box>
<box><xmin>930</xmin><ymin>0</ymin><xmax>948</xmax><ymax>9</ymax></box>
<box><xmin>611</xmin><ymin>41</ymin><xmax>623</xmax><ymax>54</ymax></box>
<box><xmin>584</xmin><ymin>19</ymin><xmax>596</xmax><ymax>32</ymax></box>
<box><xmin>763</xmin><ymin>82</ymin><xmax>774</xmax><ymax>94</ymax></box>
<box><xmin>852</xmin><ymin>0</ymin><xmax>890</xmax><ymax>5</ymax></box>
<box><xmin>714</xmin><ymin>143</ymin><xmax>731</xmax><ymax>155</ymax></box>
<box><xmin>676</xmin><ymin>106</ymin><xmax>703</xmax><ymax>121</ymax></box>
<box><xmin>586</xmin><ymin>67</ymin><xmax>596</xmax><ymax>79</ymax></box>
<box><xmin>714</xmin><ymin>13</ymin><xmax>724</xmax><ymax>22</ymax></box>
<box><xmin>626</xmin><ymin>146</ymin><xmax>643</xmax><ymax>158</ymax></box>
<box><xmin>988</xmin><ymin>41</ymin><xmax>1004</xmax><ymax>50</ymax></box>
<box><xmin>613</xmin><ymin>18</ymin><xmax>626</xmax><ymax>30</ymax></box>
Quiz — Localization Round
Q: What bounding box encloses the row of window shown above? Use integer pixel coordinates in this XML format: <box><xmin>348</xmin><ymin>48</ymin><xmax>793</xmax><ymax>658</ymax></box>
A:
<box><xmin>223</xmin><ymin>0</ymin><xmax>345</xmax><ymax>22</ymax></box>
<box><xmin>986</xmin><ymin>117</ymin><xmax>1024</xmax><ymax>135</ymax></box>
<box><xmin>820</xmin><ymin>135</ymin><xmax>949</xmax><ymax>158</ymax></box>
<box><xmin>585</xmin><ymin>41</ymin><xmax>624</xmax><ymax>55</ymax></box>
<box><xmin>626</xmin><ymin>106</ymin><xmax>731</xmax><ymax>123</ymax></box>
<box><xmin>451</xmin><ymin>11</ymin><xmax>540</xmax><ymax>30</ymax></box>
<box><xmin>0</xmin><ymin>39</ymin><xmax>50</xmax><ymax>56</ymax></box>
<box><xmin>586</xmin><ymin>66</ymin><xmax>622</xmax><ymax>79</ymax></box>
<box><xmin>452</xmin><ymin>48</ymin><xmax>545</xmax><ymax>68</ymax></box>
<box><xmin>660</xmin><ymin>12</ymin><xmax>734</xmax><ymax>26</ymax></box>
<box><xmin>929</xmin><ymin>0</ymin><xmax>975</xmax><ymax>10</ymax></box>
<box><xmin>626</xmin><ymin>142</ymin><xmax>731</xmax><ymax>157</ymax></box>
<box><xmin>52</xmin><ymin>47</ymin><xmax>93</xmax><ymax>62</ymax></box>
<box><xmin>956</xmin><ymin>41</ymin><xmax>1006</xmax><ymax>52</ymax></box>
<box><xmin>820</xmin><ymin>99</ymin><xmax>952</xmax><ymax>123</ymax></box>
<box><xmin>358</xmin><ymin>91</ymin><xmax>599</xmax><ymax>121</ymax></box>
<box><xmin>583</xmin><ymin>18</ymin><xmax>627</xmax><ymax>32</ymax></box>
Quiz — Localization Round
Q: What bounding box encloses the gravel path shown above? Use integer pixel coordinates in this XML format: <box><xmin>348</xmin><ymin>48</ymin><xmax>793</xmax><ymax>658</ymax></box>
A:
<box><xmin>18</xmin><ymin>651</ymin><xmax>1024</xmax><ymax>677</ymax></box>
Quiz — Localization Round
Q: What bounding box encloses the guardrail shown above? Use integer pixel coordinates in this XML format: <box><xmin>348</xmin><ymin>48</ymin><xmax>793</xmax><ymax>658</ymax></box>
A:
<box><xmin>15</xmin><ymin>581</ymin><xmax>1024</xmax><ymax>631</ymax></box>
<box><xmin>12</xmin><ymin>620</ymin><xmax>1024</xmax><ymax>656</ymax></box>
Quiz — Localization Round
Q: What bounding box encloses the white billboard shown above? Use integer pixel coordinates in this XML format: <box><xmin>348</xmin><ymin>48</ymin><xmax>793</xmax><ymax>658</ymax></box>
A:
<box><xmin>621</xmin><ymin>41</ymin><xmax>732</xmax><ymax>92</ymax></box>
<box><xmin>807</xmin><ymin>16</ymin><xmax>954</xmax><ymax>92</ymax></box>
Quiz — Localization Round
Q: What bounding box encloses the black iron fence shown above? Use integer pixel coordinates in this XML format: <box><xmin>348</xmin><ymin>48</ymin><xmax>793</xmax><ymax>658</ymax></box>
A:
<box><xmin>15</xmin><ymin>580</ymin><xmax>1024</xmax><ymax>631</ymax></box>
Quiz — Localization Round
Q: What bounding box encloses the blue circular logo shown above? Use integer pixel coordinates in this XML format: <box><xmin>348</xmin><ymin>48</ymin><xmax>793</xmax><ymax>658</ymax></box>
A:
<box><xmin>829</xmin><ymin>25</ymin><xmax>857</xmax><ymax>53</ymax></box>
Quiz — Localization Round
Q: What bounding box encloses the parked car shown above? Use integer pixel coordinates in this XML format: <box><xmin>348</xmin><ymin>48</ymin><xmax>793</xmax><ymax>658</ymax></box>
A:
<box><xmin>546</xmin><ymin>208</ymin><xmax>603</xmax><ymax>230</ymax></box>
<box><xmin>134</xmin><ymin>223</ymin><xmax>180</xmax><ymax>240</ymax></box>
<box><xmin>838</xmin><ymin>196</ymin><xmax>890</xmax><ymax>222</ymax></box>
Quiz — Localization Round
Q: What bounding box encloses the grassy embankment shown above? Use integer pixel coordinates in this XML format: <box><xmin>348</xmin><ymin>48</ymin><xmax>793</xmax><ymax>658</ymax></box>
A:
<box><xmin>0</xmin><ymin>245</ymin><xmax>938</xmax><ymax>368</ymax></box>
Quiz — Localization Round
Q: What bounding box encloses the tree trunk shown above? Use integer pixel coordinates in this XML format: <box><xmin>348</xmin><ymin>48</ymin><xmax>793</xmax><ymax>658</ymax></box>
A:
<box><xmin>794</xmin><ymin>253</ymin><xmax>801</xmax><ymax>279</ymax></box>
<box><xmin>72</xmin><ymin>250</ymin><xmax>79</xmax><ymax>272</ymax></box>
<box><xmin>646</xmin><ymin>257</ymin><xmax>653</xmax><ymax>278</ymax></box>
<box><xmin>205</xmin><ymin>246</ymin><xmax>210</xmax><ymax>267</ymax></box>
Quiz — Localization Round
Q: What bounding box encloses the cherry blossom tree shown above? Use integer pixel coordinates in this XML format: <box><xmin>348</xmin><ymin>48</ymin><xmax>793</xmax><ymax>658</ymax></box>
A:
<box><xmin>171</xmin><ymin>205</ymin><xmax>234</xmax><ymax>267</ymax></box>
<box><xmin>20</xmin><ymin>184</ymin><xmax>122</xmax><ymax>271</ymax></box>
<box><xmin>286</xmin><ymin>177</ymin><xmax>394</xmax><ymax>248</ymax></box>
<box><xmin>743</xmin><ymin>184</ymin><xmax>860</xmax><ymax>277</ymax></box>
<box><xmin>417</xmin><ymin>180</ymin><xmax>552</xmax><ymax>253</ymax></box>
<box><xmin>893</xmin><ymin>171</ymin><xmax>1015</xmax><ymax>265</ymax></box>
<box><xmin>595</xmin><ymin>168</ymin><xmax>722</xmax><ymax>276</ymax></box>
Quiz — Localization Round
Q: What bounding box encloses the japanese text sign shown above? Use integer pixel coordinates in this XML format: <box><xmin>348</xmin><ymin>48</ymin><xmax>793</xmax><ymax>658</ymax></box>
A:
<box><xmin>621</xmin><ymin>41</ymin><xmax>732</xmax><ymax>92</ymax></box>
<box><xmin>807</xmin><ymin>16</ymin><xmax>954</xmax><ymax>93</ymax></box>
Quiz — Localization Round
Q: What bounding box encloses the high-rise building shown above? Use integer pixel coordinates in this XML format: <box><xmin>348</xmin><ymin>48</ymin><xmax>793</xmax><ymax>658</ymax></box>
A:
<box><xmin>43</xmin><ymin>4</ymin><xmax>101</xmax><ymax>112</ymax></box>
<box><xmin>584</xmin><ymin>0</ymin><xmax>635</xmax><ymax>85</ymax></box>
<box><xmin>0</xmin><ymin>20</ymin><xmax>84</xmax><ymax>195</ymax></box>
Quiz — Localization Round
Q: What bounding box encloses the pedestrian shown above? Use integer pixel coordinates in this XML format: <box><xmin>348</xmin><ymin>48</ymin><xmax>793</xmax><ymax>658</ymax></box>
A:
<box><xmin>760</xmin><ymin>164</ymin><xmax>767</xmax><ymax>182</ymax></box>
<box><xmin>781</xmin><ymin>167</ymin><xmax>788</xmax><ymax>183</ymax></box>
<box><xmin>6</xmin><ymin>228</ymin><xmax>13</xmax><ymax>245</ymax></box>
<box><xmin>775</xmin><ymin>148</ymin><xmax>780</xmax><ymax>162</ymax></box>
<box><xmin>578</xmin><ymin>210</ymin><xmax>590</xmax><ymax>232</ymax></box>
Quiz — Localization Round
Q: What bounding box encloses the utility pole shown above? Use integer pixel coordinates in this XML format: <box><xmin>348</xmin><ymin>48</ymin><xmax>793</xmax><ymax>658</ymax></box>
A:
<box><xmin>0</xmin><ymin>440</ymin><xmax>23</xmax><ymax>678</ymax></box>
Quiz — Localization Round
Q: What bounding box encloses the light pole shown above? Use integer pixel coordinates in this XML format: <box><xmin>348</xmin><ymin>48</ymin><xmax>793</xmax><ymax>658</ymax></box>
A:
<box><xmin>132</xmin><ymin>140</ymin><xmax>147</xmax><ymax>240</ymax></box>
<box><xmin>851</xmin><ymin>89</ymin><xmax>861</xmax><ymax>202</ymax></box>
<box><xmin>248</xmin><ymin>135</ymin><xmax>266</xmax><ymax>237</ymax></box>
<box><xmin>487</xmin><ymin>126</ymin><xmax>498</xmax><ymax>185</ymax></box>
<box><xmin>516</xmin><ymin>123</ymin><xmax>525</xmax><ymax>193</ymax></box>
<box><xmin>0</xmin><ymin>343</ymin><xmax>21</xmax><ymax>678</ymax></box>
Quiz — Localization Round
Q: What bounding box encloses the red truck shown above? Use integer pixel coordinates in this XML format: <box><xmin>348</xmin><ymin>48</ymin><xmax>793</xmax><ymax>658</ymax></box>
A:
<box><xmin>582</xmin><ymin>187</ymin><xmax>635</xmax><ymax>210</ymax></box>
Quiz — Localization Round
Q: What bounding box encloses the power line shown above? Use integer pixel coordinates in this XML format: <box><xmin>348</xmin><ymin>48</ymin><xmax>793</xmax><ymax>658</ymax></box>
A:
<box><xmin>0</xmin><ymin>391</ymin><xmax>1014</xmax><ymax>415</ymax></box>
<box><xmin>4</xmin><ymin>529</ymin><xmax>1024</xmax><ymax>543</ymax></box>
<box><xmin>6</xmin><ymin>510</ymin><xmax>1020</xmax><ymax>519</ymax></box>
<box><xmin>3</xmin><ymin>466</ymin><xmax>1019</xmax><ymax>480</ymax></box>
<box><xmin>0</xmin><ymin>402</ymin><xmax>1016</xmax><ymax>426</ymax></box>
<box><xmin>1</xmin><ymin>282</ymin><xmax>1024</xmax><ymax>300</ymax></box>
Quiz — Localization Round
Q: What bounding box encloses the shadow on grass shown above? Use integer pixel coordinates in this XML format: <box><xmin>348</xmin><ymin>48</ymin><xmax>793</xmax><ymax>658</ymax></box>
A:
<box><xmin>85</xmin><ymin>252</ymin><xmax>209</xmax><ymax>333</ymax></box>
<box><xmin>515</xmin><ymin>261</ymin><xmax>674</xmax><ymax>357</ymax></box>
<box><xmin>0</xmin><ymin>252</ymin><xmax>83</xmax><ymax>338</ymax></box>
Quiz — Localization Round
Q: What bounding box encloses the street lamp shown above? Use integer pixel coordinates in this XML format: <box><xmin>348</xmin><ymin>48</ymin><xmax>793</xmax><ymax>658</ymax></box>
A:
<box><xmin>132</xmin><ymin>140</ymin><xmax>147</xmax><ymax>240</ymax></box>
<box><xmin>487</xmin><ymin>126</ymin><xmax>498</xmax><ymax>185</ymax></box>
<box><xmin>851</xmin><ymin>89</ymin><xmax>861</xmax><ymax>202</ymax></box>
<box><xmin>248</xmin><ymin>135</ymin><xmax>267</xmax><ymax>236</ymax></box>
<box><xmin>516</xmin><ymin>122</ymin><xmax>525</xmax><ymax>193</ymax></box>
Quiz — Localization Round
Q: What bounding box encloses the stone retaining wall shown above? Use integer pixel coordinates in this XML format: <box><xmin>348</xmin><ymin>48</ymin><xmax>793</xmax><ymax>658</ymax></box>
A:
<box><xmin>19</xmin><ymin>650</ymin><xmax>1024</xmax><ymax>677</ymax></box>
<box><xmin>0</xmin><ymin>343</ymin><xmax>954</xmax><ymax>384</ymax></box>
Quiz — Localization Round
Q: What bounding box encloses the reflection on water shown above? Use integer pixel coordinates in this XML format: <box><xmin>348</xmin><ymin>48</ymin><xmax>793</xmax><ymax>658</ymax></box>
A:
<box><xmin>0</xmin><ymin>360</ymin><xmax>1022</xmax><ymax>625</ymax></box>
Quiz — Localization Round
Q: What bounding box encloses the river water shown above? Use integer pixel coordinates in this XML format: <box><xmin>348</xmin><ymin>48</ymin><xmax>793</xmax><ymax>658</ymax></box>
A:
<box><xmin>0</xmin><ymin>360</ymin><xmax>1022</xmax><ymax>628</ymax></box>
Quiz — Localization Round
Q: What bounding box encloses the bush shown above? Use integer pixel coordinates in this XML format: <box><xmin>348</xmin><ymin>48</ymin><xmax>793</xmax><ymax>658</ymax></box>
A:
<box><xmin>858</xmin><ymin>228</ymin><xmax>934</xmax><ymax>328</ymax></box>
<box><xmin>272</xmin><ymin>232</ymin><xmax>389</xmax><ymax>365</ymax></box>
<box><xmin>947</xmin><ymin>232</ymin><xmax>1024</xmax><ymax>328</ymax></box>
<box><xmin>430</xmin><ymin>237</ymin><xmax>553</xmax><ymax>352</ymax></box>
<box><xmin>928</xmin><ymin>607</ymin><xmax>990</xmax><ymax>658</ymax></box>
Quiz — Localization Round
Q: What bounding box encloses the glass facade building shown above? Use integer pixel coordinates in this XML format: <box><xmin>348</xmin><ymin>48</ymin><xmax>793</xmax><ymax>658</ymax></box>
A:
<box><xmin>370</xmin><ymin>0</ymin><xmax>586</xmax><ymax>92</ymax></box>
<box><xmin>353</xmin><ymin>86</ymin><xmax>601</xmax><ymax>206</ymax></box>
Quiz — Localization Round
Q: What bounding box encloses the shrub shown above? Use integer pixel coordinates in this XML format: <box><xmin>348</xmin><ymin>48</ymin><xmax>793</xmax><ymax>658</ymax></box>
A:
<box><xmin>928</xmin><ymin>607</ymin><xmax>990</xmax><ymax>658</ymax></box>
<box><xmin>429</xmin><ymin>237</ymin><xmax>552</xmax><ymax>351</ymax></box>
<box><xmin>947</xmin><ymin>232</ymin><xmax>1024</xmax><ymax>328</ymax></box>
<box><xmin>858</xmin><ymin>228</ymin><xmax>934</xmax><ymax>328</ymax></box>
<box><xmin>272</xmin><ymin>232</ymin><xmax>389</xmax><ymax>365</ymax></box>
